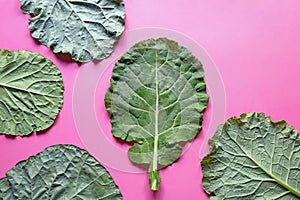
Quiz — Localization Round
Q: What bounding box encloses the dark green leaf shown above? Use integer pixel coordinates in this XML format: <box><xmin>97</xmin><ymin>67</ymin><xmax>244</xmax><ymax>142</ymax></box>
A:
<box><xmin>20</xmin><ymin>0</ymin><xmax>125</xmax><ymax>62</ymax></box>
<box><xmin>1</xmin><ymin>144</ymin><xmax>122</xmax><ymax>199</ymax></box>
<box><xmin>0</xmin><ymin>178</ymin><xmax>14</xmax><ymax>200</ymax></box>
<box><xmin>105</xmin><ymin>38</ymin><xmax>209</xmax><ymax>190</ymax></box>
<box><xmin>202</xmin><ymin>112</ymin><xmax>300</xmax><ymax>199</ymax></box>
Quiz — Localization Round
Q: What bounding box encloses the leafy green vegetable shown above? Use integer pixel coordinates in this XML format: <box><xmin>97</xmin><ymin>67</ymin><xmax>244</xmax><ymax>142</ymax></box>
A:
<box><xmin>105</xmin><ymin>38</ymin><xmax>209</xmax><ymax>190</ymax></box>
<box><xmin>20</xmin><ymin>0</ymin><xmax>125</xmax><ymax>62</ymax></box>
<box><xmin>0</xmin><ymin>178</ymin><xmax>13</xmax><ymax>200</ymax></box>
<box><xmin>0</xmin><ymin>49</ymin><xmax>63</xmax><ymax>136</ymax></box>
<box><xmin>0</xmin><ymin>144</ymin><xmax>122</xmax><ymax>199</ymax></box>
<box><xmin>202</xmin><ymin>112</ymin><xmax>300</xmax><ymax>199</ymax></box>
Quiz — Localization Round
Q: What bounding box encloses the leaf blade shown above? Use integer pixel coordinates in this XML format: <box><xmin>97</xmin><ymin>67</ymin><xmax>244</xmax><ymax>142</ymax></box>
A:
<box><xmin>0</xmin><ymin>178</ymin><xmax>15</xmax><ymax>200</ymax></box>
<box><xmin>2</xmin><ymin>145</ymin><xmax>122</xmax><ymax>200</ymax></box>
<box><xmin>0</xmin><ymin>49</ymin><xmax>63</xmax><ymax>136</ymax></box>
<box><xmin>105</xmin><ymin>37</ymin><xmax>209</xmax><ymax>190</ymax></box>
<box><xmin>202</xmin><ymin>112</ymin><xmax>300</xmax><ymax>199</ymax></box>
<box><xmin>19</xmin><ymin>0</ymin><xmax>125</xmax><ymax>62</ymax></box>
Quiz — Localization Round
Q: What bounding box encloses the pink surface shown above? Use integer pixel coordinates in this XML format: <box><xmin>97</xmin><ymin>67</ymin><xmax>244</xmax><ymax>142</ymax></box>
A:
<box><xmin>1</xmin><ymin>1</ymin><xmax>300</xmax><ymax>200</ymax></box>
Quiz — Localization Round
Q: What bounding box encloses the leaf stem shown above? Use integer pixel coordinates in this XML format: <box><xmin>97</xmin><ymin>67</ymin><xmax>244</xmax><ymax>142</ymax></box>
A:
<box><xmin>149</xmin><ymin>170</ymin><xmax>161</xmax><ymax>191</ymax></box>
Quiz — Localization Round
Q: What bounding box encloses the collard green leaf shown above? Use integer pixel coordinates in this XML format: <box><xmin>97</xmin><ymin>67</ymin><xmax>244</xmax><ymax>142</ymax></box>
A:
<box><xmin>0</xmin><ymin>178</ymin><xmax>14</xmax><ymax>200</ymax></box>
<box><xmin>1</xmin><ymin>144</ymin><xmax>122</xmax><ymax>199</ymax></box>
<box><xmin>0</xmin><ymin>49</ymin><xmax>63</xmax><ymax>136</ymax></box>
<box><xmin>105</xmin><ymin>38</ymin><xmax>209</xmax><ymax>190</ymax></box>
<box><xmin>202</xmin><ymin>112</ymin><xmax>300</xmax><ymax>199</ymax></box>
<box><xmin>19</xmin><ymin>0</ymin><xmax>125</xmax><ymax>62</ymax></box>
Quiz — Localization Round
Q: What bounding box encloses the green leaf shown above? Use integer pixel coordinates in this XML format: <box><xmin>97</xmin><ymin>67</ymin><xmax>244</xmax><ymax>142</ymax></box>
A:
<box><xmin>0</xmin><ymin>178</ymin><xmax>14</xmax><ymax>200</ymax></box>
<box><xmin>20</xmin><ymin>0</ymin><xmax>125</xmax><ymax>62</ymax></box>
<box><xmin>0</xmin><ymin>49</ymin><xmax>63</xmax><ymax>136</ymax></box>
<box><xmin>1</xmin><ymin>144</ymin><xmax>122</xmax><ymax>199</ymax></box>
<box><xmin>202</xmin><ymin>112</ymin><xmax>300</xmax><ymax>199</ymax></box>
<box><xmin>105</xmin><ymin>38</ymin><xmax>209</xmax><ymax>190</ymax></box>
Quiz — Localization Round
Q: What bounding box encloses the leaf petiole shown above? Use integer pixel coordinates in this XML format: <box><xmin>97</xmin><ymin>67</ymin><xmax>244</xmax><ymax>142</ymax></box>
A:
<box><xmin>149</xmin><ymin>170</ymin><xmax>161</xmax><ymax>191</ymax></box>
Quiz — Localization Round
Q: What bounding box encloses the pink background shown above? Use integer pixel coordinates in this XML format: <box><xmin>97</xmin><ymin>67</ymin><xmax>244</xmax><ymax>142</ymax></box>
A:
<box><xmin>1</xmin><ymin>1</ymin><xmax>300</xmax><ymax>199</ymax></box>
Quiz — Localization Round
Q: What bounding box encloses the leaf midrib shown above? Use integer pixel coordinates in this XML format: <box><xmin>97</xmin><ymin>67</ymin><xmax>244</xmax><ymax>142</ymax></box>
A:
<box><xmin>227</xmin><ymin>132</ymin><xmax>300</xmax><ymax>198</ymax></box>
<box><xmin>248</xmin><ymin>154</ymin><xmax>300</xmax><ymax>197</ymax></box>
<box><xmin>152</xmin><ymin>45</ymin><xmax>159</xmax><ymax>174</ymax></box>
<box><xmin>0</xmin><ymin>82</ymin><xmax>58</xmax><ymax>98</ymax></box>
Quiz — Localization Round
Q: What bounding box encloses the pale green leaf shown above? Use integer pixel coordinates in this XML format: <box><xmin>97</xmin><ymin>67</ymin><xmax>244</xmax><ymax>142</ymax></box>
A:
<box><xmin>202</xmin><ymin>112</ymin><xmax>300</xmax><ymax>199</ymax></box>
<box><xmin>20</xmin><ymin>0</ymin><xmax>125</xmax><ymax>62</ymax></box>
<box><xmin>0</xmin><ymin>49</ymin><xmax>63</xmax><ymax>136</ymax></box>
<box><xmin>1</xmin><ymin>144</ymin><xmax>122</xmax><ymax>199</ymax></box>
<box><xmin>105</xmin><ymin>38</ymin><xmax>209</xmax><ymax>190</ymax></box>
